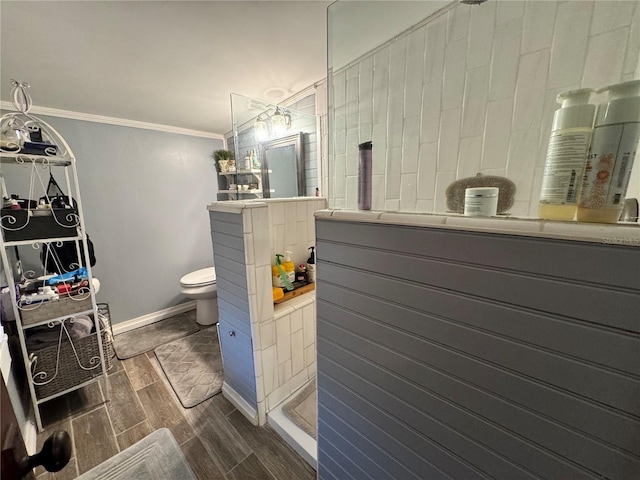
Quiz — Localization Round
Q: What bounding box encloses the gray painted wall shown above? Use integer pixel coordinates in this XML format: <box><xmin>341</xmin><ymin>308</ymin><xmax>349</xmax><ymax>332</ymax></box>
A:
<box><xmin>209</xmin><ymin>210</ymin><xmax>256</xmax><ymax>408</ymax></box>
<box><xmin>3</xmin><ymin>113</ymin><xmax>222</xmax><ymax>324</ymax></box>
<box><xmin>316</xmin><ymin>219</ymin><xmax>640</xmax><ymax>480</ymax></box>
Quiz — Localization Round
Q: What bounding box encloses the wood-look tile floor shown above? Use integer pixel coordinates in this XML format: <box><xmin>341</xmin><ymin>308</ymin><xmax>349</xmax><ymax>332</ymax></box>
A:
<box><xmin>35</xmin><ymin>350</ymin><xmax>316</xmax><ymax>480</ymax></box>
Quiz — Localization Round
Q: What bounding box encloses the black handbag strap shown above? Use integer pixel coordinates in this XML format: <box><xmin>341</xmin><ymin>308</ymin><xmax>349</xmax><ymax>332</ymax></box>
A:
<box><xmin>46</xmin><ymin>171</ymin><xmax>66</xmax><ymax>197</ymax></box>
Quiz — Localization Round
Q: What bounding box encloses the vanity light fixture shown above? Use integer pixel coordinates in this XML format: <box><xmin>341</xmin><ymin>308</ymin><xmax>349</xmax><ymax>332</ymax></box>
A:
<box><xmin>271</xmin><ymin>107</ymin><xmax>288</xmax><ymax>137</ymax></box>
<box><xmin>254</xmin><ymin>114</ymin><xmax>269</xmax><ymax>142</ymax></box>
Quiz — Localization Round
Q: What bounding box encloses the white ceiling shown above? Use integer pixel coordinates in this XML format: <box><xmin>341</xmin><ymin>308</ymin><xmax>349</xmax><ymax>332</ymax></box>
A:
<box><xmin>0</xmin><ymin>0</ymin><xmax>331</xmax><ymax>135</ymax></box>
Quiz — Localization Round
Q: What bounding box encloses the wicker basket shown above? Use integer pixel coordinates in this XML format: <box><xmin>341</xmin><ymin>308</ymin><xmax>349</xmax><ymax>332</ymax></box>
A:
<box><xmin>30</xmin><ymin>320</ymin><xmax>114</xmax><ymax>399</ymax></box>
<box><xmin>20</xmin><ymin>295</ymin><xmax>93</xmax><ymax>326</ymax></box>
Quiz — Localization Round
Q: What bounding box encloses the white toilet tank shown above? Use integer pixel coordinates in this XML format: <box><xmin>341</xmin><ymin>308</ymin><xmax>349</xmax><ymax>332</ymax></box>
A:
<box><xmin>180</xmin><ymin>267</ymin><xmax>216</xmax><ymax>288</ymax></box>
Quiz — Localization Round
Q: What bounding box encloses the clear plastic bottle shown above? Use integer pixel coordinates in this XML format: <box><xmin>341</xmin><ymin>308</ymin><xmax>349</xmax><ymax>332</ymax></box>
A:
<box><xmin>577</xmin><ymin>80</ymin><xmax>640</xmax><ymax>224</ymax></box>
<box><xmin>538</xmin><ymin>88</ymin><xmax>596</xmax><ymax>220</ymax></box>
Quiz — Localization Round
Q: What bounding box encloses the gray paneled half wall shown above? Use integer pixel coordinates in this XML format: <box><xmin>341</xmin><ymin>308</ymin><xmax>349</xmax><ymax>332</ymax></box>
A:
<box><xmin>316</xmin><ymin>218</ymin><xmax>640</xmax><ymax>480</ymax></box>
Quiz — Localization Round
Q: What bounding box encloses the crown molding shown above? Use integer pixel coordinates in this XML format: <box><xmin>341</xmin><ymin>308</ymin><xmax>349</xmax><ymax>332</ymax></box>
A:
<box><xmin>0</xmin><ymin>101</ymin><xmax>225</xmax><ymax>140</ymax></box>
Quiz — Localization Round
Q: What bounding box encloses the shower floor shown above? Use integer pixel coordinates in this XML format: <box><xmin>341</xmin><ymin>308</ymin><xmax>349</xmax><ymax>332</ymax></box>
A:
<box><xmin>267</xmin><ymin>381</ymin><xmax>317</xmax><ymax>469</ymax></box>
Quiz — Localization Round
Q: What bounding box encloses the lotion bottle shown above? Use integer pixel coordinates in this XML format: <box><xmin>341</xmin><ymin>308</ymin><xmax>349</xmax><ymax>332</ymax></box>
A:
<box><xmin>306</xmin><ymin>246</ymin><xmax>316</xmax><ymax>283</ymax></box>
<box><xmin>577</xmin><ymin>80</ymin><xmax>640</xmax><ymax>223</ymax></box>
<box><xmin>538</xmin><ymin>88</ymin><xmax>596</xmax><ymax>220</ymax></box>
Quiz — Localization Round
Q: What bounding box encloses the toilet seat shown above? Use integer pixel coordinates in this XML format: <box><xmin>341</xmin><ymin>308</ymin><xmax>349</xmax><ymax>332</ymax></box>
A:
<box><xmin>180</xmin><ymin>267</ymin><xmax>216</xmax><ymax>288</ymax></box>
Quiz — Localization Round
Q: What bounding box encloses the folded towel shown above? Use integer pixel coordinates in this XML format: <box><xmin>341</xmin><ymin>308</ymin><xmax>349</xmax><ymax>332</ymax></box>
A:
<box><xmin>26</xmin><ymin>316</ymin><xmax>94</xmax><ymax>350</ymax></box>
<box><xmin>69</xmin><ymin>315</ymin><xmax>93</xmax><ymax>340</ymax></box>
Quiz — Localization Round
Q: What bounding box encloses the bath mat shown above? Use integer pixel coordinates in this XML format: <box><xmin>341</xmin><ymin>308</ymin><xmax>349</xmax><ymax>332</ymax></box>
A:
<box><xmin>76</xmin><ymin>428</ymin><xmax>196</xmax><ymax>479</ymax></box>
<box><xmin>282</xmin><ymin>381</ymin><xmax>317</xmax><ymax>439</ymax></box>
<box><xmin>154</xmin><ymin>327</ymin><xmax>223</xmax><ymax>408</ymax></box>
<box><xmin>113</xmin><ymin>312</ymin><xmax>198</xmax><ymax>359</ymax></box>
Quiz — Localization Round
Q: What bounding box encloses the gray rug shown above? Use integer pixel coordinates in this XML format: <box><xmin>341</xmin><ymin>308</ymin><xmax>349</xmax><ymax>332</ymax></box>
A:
<box><xmin>155</xmin><ymin>327</ymin><xmax>223</xmax><ymax>408</ymax></box>
<box><xmin>76</xmin><ymin>428</ymin><xmax>196</xmax><ymax>479</ymax></box>
<box><xmin>282</xmin><ymin>381</ymin><xmax>317</xmax><ymax>439</ymax></box>
<box><xmin>113</xmin><ymin>312</ymin><xmax>199</xmax><ymax>359</ymax></box>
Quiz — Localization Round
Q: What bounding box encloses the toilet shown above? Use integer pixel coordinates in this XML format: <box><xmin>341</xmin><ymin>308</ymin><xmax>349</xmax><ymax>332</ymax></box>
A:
<box><xmin>179</xmin><ymin>267</ymin><xmax>218</xmax><ymax>326</ymax></box>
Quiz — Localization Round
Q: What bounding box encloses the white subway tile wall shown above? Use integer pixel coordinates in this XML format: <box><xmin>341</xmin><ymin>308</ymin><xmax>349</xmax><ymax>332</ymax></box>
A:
<box><xmin>328</xmin><ymin>0</ymin><xmax>640</xmax><ymax>217</ymax></box>
<box><xmin>240</xmin><ymin>198</ymin><xmax>326</xmax><ymax>415</ymax></box>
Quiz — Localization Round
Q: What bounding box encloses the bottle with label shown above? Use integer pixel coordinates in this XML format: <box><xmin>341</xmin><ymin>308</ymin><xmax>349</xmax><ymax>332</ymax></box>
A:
<box><xmin>272</xmin><ymin>254</ymin><xmax>293</xmax><ymax>291</ymax></box>
<box><xmin>306</xmin><ymin>246</ymin><xmax>316</xmax><ymax>283</ymax></box>
<box><xmin>577</xmin><ymin>80</ymin><xmax>640</xmax><ymax>224</ymax></box>
<box><xmin>539</xmin><ymin>88</ymin><xmax>596</xmax><ymax>220</ymax></box>
<box><xmin>283</xmin><ymin>251</ymin><xmax>295</xmax><ymax>284</ymax></box>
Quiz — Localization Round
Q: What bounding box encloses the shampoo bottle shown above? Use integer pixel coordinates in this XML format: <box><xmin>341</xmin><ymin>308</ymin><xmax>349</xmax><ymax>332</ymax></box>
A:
<box><xmin>272</xmin><ymin>254</ymin><xmax>293</xmax><ymax>290</ymax></box>
<box><xmin>577</xmin><ymin>80</ymin><xmax>640</xmax><ymax>223</ymax></box>
<box><xmin>538</xmin><ymin>88</ymin><xmax>596</xmax><ymax>220</ymax></box>
<box><xmin>307</xmin><ymin>246</ymin><xmax>316</xmax><ymax>283</ymax></box>
<box><xmin>283</xmin><ymin>251</ymin><xmax>295</xmax><ymax>284</ymax></box>
<box><xmin>358</xmin><ymin>141</ymin><xmax>373</xmax><ymax>210</ymax></box>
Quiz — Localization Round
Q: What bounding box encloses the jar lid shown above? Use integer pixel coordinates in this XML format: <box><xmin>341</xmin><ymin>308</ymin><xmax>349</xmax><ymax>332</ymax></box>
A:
<box><xmin>465</xmin><ymin>187</ymin><xmax>499</xmax><ymax>196</ymax></box>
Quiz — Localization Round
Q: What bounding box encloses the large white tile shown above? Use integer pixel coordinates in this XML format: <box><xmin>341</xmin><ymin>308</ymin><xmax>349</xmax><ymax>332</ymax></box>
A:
<box><xmin>385</xmin><ymin>199</ymin><xmax>401</xmax><ymax>211</ymax></box>
<box><xmin>359</xmin><ymin>55</ymin><xmax>374</xmax><ymax>108</ymax></box>
<box><xmin>521</xmin><ymin>1</ymin><xmax>556</xmax><ymax>54</ymax></box>
<box><xmin>373</xmin><ymin>48</ymin><xmax>390</xmax><ymax>126</ymax></box>
<box><xmin>267</xmin><ymin>381</ymin><xmax>291</xmax><ymax>410</ymax></box>
<box><xmin>457</xmin><ymin>136</ymin><xmax>483</xmax><ymax>180</ymax></box>
<box><xmin>242</xmin><ymin>210</ymin><xmax>252</xmax><ymax>234</ymax></box>
<box><xmin>386</xmin><ymin>146</ymin><xmax>402</xmax><ymax>199</ymax></box>
<box><xmin>251</xmin><ymin>207</ymin><xmax>271</xmax><ymax>267</ymax></box>
<box><xmin>506</xmin><ymin>129</ymin><xmax>539</xmax><ymax>203</ymax></box>
<box><xmin>296</xmin><ymin>221</ymin><xmax>308</xmax><ymax>265</ymax></box>
<box><xmin>461</xmin><ymin>67</ymin><xmax>489</xmax><ymax>138</ymax></box>
<box><xmin>304</xmin><ymin>344</ymin><xmax>315</xmax><ymax>368</ymax></box>
<box><xmin>528</xmin><ymin>166</ymin><xmax>545</xmax><ymax>216</ymax></box>
<box><xmin>548</xmin><ymin>1</ymin><xmax>593</xmax><ymax>88</ymax></box>
<box><xmin>420</xmin><ymin>80</ymin><xmax>442</xmax><ymax>144</ymax></box>
<box><xmin>289</xmin><ymin>368</ymin><xmax>310</xmax><ymax>394</ymax></box>
<box><xmin>276</xmin><ymin>314</ymin><xmax>291</xmax><ymax>365</ymax></box>
<box><xmin>296</xmin><ymin>201</ymin><xmax>308</xmax><ymax>222</ymax></box>
<box><xmin>388</xmin><ymin>36</ymin><xmax>407</xmax><ymax>99</ymax></box>
<box><xmin>372</xmin><ymin>123</ymin><xmax>388</xmax><ymax>176</ymax></box>
<box><xmin>467</xmin><ymin>0</ymin><xmax>496</xmax><ymax>69</ymax></box>
<box><xmin>291</xmin><ymin>330</ymin><xmax>305</xmax><ymax>375</ymax></box>
<box><xmin>262</xmin><ymin>345</ymin><xmax>278</xmax><ymax>394</ymax></box>
<box><xmin>416</xmin><ymin>199</ymin><xmax>435</xmax><ymax>212</ymax></box>
<box><xmin>583</xmin><ymin>27</ymin><xmax>629</xmax><ymax>89</ymax></box>
<box><xmin>303</xmin><ymin>303</ymin><xmax>315</xmax><ymax>349</ymax></box>
<box><xmin>387</xmin><ymin>93</ymin><xmax>405</xmax><ymax>148</ymax></box>
<box><xmin>442</xmin><ymin>38</ymin><xmax>467</xmax><ymax>111</ymax></box>
<box><xmin>332</xmin><ymin>70</ymin><xmax>346</xmax><ymax>109</ymax></box>
<box><xmin>435</xmin><ymin>171</ymin><xmax>456</xmax><ymax>213</ymax></box>
<box><xmin>623</xmin><ymin>5</ymin><xmax>640</xmax><ymax>74</ymax></box>
<box><xmin>346</xmin><ymin>128</ymin><xmax>359</xmax><ymax>176</ymax></box>
<box><xmin>290</xmin><ymin>308</ymin><xmax>303</xmax><ymax>333</ymax></box>
<box><xmin>513</xmin><ymin>49</ymin><xmax>550</xmax><ymax>132</ymax></box>
<box><xmin>447</xmin><ymin>4</ymin><xmax>470</xmax><ymax>43</ymax></box>
<box><xmin>590</xmin><ymin>0</ymin><xmax>635</xmax><ymax>36</ymax></box>
<box><xmin>334</xmin><ymin>154</ymin><xmax>347</xmax><ymax>199</ymax></box>
<box><xmin>417</xmin><ymin>141</ymin><xmax>438</xmax><ymax>200</ymax></box>
<box><xmin>333</xmin><ymin>106</ymin><xmax>347</xmax><ymax>156</ymax></box>
<box><xmin>346</xmin><ymin>175</ymin><xmax>358</xmax><ymax>211</ymax></box>
<box><xmin>278</xmin><ymin>359</ymin><xmax>292</xmax><ymax>385</ymax></box>
<box><xmin>496</xmin><ymin>0</ymin><xmax>525</xmax><ymax>25</ymax></box>
<box><xmin>482</xmin><ymin>98</ymin><xmax>514</xmax><ymax>170</ymax></box>
<box><xmin>402</xmin><ymin>116</ymin><xmax>421</xmax><ymax>174</ymax></box>
<box><xmin>372</xmin><ymin>174</ymin><xmax>386</xmax><ymax>211</ymax></box>
<box><xmin>260</xmin><ymin>320</ymin><xmax>275</xmax><ymax>348</ymax></box>
<box><xmin>488</xmin><ymin>17</ymin><xmax>522</xmax><ymax>101</ymax></box>
<box><xmin>246</xmin><ymin>265</ymin><xmax>257</xmax><ymax>296</ymax></box>
<box><xmin>438</xmin><ymin>108</ymin><xmax>461</xmax><ymax>173</ymax></box>
<box><xmin>307</xmin><ymin>361</ymin><xmax>317</xmax><ymax>379</ymax></box>
<box><xmin>405</xmin><ymin>26</ymin><xmax>427</xmax><ymax>119</ymax></box>
<box><xmin>256</xmin><ymin>265</ymin><xmax>274</xmax><ymax>323</ymax></box>
<box><xmin>400</xmin><ymin>173</ymin><xmax>418</xmax><ymax>212</ymax></box>
<box><xmin>424</xmin><ymin>15</ymin><xmax>447</xmax><ymax>83</ymax></box>
<box><xmin>244</xmin><ymin>232</ymin><xmax>255</xmax><ymax>266</ymax></box>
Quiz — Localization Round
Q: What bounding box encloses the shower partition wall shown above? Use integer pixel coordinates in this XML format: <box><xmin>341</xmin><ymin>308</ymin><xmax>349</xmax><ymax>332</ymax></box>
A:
<box><xmin>327</xmin><ymin>0</ymin><xmax>640</xmax><ymax>217</ymax></box>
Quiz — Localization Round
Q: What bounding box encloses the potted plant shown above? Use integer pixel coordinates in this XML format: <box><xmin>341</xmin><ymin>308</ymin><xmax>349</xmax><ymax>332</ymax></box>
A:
<box><xmin>212</xmin><ymin>149</ymin><xmax>234</xmax><ymax>173</ymax></box>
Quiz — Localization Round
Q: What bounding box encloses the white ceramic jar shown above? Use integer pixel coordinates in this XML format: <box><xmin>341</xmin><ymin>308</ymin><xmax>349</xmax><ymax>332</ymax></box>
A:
<box><xmin>464</xmin><ymin>187</ymin><xmax>499</xmax><ymax>216</ymax></box>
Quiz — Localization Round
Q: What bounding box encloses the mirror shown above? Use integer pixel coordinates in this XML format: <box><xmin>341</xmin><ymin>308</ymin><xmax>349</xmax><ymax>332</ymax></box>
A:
<box><xmin>226</xmin><ymin>93</ymin><xmax>318</xmax><ymax>201</ymax></box>
<box><xmin>262</xmin><ymin>133</ymin><xmax>304</xmax><ymax>198</ymax></box>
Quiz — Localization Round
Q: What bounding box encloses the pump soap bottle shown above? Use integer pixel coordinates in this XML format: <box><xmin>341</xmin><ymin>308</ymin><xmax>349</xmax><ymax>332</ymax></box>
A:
<box><xmin>307</xmin><ymin>247</ymin><xmax>316</xmax><ymax>283</ymax></box>
<box><xmin>577</xmin><ymin>80</ymin><xmax>640</xmax><ymax>224</ymax></box>
<box><xmin>283</xmin><ymin>251</ymin><xmax>295</xmax><ymax>284</ymax></box>
<box><xmin>538</xmin><ymin>88</ymin><xmax>596</xmax><ymax>220</ymax></box>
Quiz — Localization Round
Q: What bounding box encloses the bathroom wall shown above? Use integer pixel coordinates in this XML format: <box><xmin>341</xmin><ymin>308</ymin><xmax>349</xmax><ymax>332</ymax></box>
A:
<box><xmin>316</xmin><ymin>215</ymin><xmax>640</xmax><ymax>479</ymax></box>
<box><xmin>328</xmin><ymin>0</ymin><xmax>640</xmax><ymax>216</ymax></box>
<box><xmin>208</xmin><ymin>197</ymin><xmax>325</xmax><ymax>424</ymax></box>
<box><xmin>2</xmin><ymin>112</ymin><xmax>222</xmax><ymax>324</ymax></box>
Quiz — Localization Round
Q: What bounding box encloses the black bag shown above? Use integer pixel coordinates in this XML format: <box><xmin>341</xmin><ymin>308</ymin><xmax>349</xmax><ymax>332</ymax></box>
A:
<box><xmin>39</xmin><ymin>172</ymin><xmax>96</xmax><ymax>273</ymax></box>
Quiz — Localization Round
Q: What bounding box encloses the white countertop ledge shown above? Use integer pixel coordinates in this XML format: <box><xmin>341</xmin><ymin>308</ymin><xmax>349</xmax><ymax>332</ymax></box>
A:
<box><xmin>314</xmin><ymin>209</ymin><xmax>640</xmax><ymax>246</ymax></box>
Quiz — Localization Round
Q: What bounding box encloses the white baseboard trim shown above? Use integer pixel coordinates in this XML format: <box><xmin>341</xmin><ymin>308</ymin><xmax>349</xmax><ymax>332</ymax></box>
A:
<box><xmin>112</xmin><ymin>301</ymin><xmax>196</xmax><ymax>336</ymax></box>
<box><xmin>268</xmin><ymin>406</ymin><xmax>317</xmax><ymax>469</ymax></box>
<box><xmin>222</xmin><ymin>382</ymin><xmax>258</xmax><ymax>426</ymax></box>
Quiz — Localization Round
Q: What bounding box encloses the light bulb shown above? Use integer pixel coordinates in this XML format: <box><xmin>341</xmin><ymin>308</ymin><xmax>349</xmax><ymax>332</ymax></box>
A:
<box><xmin>254</xmin><ymin>117</ymin><xmax>268</xmax><ymax>142</ymax></box>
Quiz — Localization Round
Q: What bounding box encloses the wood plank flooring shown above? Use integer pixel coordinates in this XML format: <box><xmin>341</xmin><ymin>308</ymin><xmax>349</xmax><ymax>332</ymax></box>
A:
<box><xmin>35</xmin><ymin>351</ymin><xmax>316</xmax><ymax>480</ymax></box>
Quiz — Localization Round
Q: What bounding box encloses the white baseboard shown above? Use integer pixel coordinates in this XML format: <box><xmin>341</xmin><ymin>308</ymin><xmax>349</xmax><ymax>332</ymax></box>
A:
<box><xmin>112</xmin><ymin>301</ymin><xmax>197</xmax><ymax>336</ymax></box>
<box><xmin>268</xmin><ymin>406</ymin><xmax>317</xmax><ymax>469</ymax></box>
<box><xmin>222</xmin><ymin>382</ymin><xmax>258</xmax><ymax>426</ymax></box>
